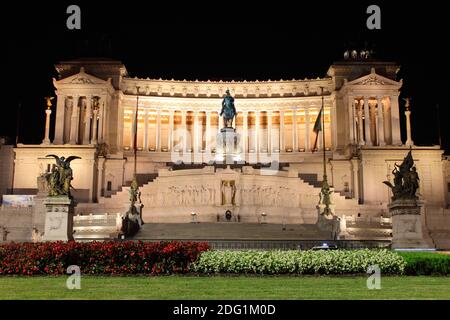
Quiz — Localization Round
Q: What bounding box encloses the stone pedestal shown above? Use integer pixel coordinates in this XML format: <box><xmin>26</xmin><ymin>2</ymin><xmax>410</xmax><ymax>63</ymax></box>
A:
<box><xmin>389</xmin><ymin>199</ymin><xmax>433</xmax><ymax>249</ymax></box>
<box><xmin>33</xmin><ymin>176</ymin><xmax>49</xmax><ymax>233</ymax></box>
<box><xmin>316</xmin><ymin>210</ymin><xmax>341</xmax><ymax>240</ymax></box>
<box><xmin>215</xmin><ymin>127</ymin><xmax>241</xmax><ymax>164</ymax></box>
<box><xmin>42</xmin><ymin>196</ymin><xmax>74</xmax><ymax>241</ymax></box>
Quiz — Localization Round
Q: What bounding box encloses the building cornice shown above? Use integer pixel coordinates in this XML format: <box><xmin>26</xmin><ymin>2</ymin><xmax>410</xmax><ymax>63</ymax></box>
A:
<box><xmin>121</xmin><ymin>77</ymin><xmax>334</xmax><ymax>99</ymax></box>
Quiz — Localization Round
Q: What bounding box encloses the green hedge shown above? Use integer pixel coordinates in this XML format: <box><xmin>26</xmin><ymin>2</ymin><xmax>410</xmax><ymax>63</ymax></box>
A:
<box><xmin>192</xmin><ymin>249</ymin><xmax>406</xmax><ymax>275</ymax></box>
<box><xmin>398</xmin><ymin>252</ymin><xmax>450</xmax><ymax>275</ymax></box>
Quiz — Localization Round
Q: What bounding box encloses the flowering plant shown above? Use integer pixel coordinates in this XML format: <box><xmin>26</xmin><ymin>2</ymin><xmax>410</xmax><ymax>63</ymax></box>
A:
<box><xmin>0</xmin><ymin>241</ymin><xmax>209</xmax><ymax>275</ymax></box>
<box><xmin>192</xmin><ymin>249</ymin><xmax>406</xmax><ymax>275</ymax></box>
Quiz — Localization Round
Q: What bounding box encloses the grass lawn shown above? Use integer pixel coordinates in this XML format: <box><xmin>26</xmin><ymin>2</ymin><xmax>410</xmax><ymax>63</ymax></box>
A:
<box><xmin>0</xmin><ymin>276</ymin><xmax>449</xmax><ymax>300</ymax></box>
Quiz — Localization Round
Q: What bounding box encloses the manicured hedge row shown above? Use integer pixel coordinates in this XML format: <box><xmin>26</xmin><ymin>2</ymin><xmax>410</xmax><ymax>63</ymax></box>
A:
<box><xmin>0</xmin><ymin>241</ymin><xmax>209</xmax><ymax>275</ymax></box>
<box><xmin>398</xmin><ymin>252</ymin><xmax>450</xmax><ymax>275</ymax></box>
<box><xmin>192</xmin><ymin>249</ymin><xmax>406</xmax><ymax>275</ymax></box>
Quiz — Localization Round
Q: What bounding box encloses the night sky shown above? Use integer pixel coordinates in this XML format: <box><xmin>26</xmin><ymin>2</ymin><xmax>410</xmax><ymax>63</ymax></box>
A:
<box><xmin>3</xmin><ymin>1</ymin><xmax>449</xmax><ymax>153</ymax></box>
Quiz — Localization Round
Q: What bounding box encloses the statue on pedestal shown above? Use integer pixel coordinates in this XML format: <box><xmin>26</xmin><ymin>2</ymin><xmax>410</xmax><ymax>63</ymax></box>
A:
<box><xmin>221</xmin><ymin>180</ymin><xmax>236</xmax><ymax>205</ymax></box>
<box><xmin>385</xmin><ymin>149</ymin><xmax>433</xmax><ymax>248</ymax></box>
<box><xmin>45</xmin><ymin>155</ymin><xmax>81</xmax><ymax>197</ymax></box>
<box><xmin>121</xmin><ymin>177</ymin><xmax>143</xmax><ymax>237</ymax></box>
<box><xmin>383</xmin><ymin>149</ymin><xmax>420</xmax><ymax>201</ymax></box>
<box><xmin>220</xmin><ymin>89</ymin><xmax>236</xmax><ymax>128</ymax></box>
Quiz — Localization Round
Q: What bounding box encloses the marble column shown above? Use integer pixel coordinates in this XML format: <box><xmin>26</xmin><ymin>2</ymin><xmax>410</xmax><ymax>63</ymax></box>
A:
<box><xmin>374</xmin><ymin>104</ymin><xmax>379</xmax><ymax>146</ymax></box>
<box><xmin>69</xmin><ymin>95</ymin><xmax>79</xmax><ymax>144</ymax></box>
<box><xmin>91</xmin><ymin>107</ymin><xmax>99</xmax><ymax>145</ymax></box>
<box><xmin>305</xmin><ymin>108</ymin><xmax>310</xmax><ymax>152</ymax></box>
<box><xmin>193</xmin><ymin>110</ymin><xmax>199</xmax><ymax>152</ymax></box>
<box><xmin>363</xmin><ymin>97</ymin><xmax>372</xmax><ymax>146</ymax></box>
<box><xmin>292</xmin><ymin>108</ymin><xmax>298</xmax><ymax>152</ymax></box>
<box><xmin>181</xmin><ymin>110</ymin><xmax>187</xmax><ymax>152</ymax></box>
<box><xmin>83</xmin><ymin>96</ymin><xmax>92</xmax><ymax>145</ymax></box>
<box><xmin>267</xmin><ymin>110</ymin><xmax>272</xmax><ymax>153</ymax></box>
<box><xmin>42</xmin><ymin>108</ymin><xmax>52</xmax><ymax>145</ymax></box>
<box><xmin>351</xmin><ymin>159</ymin><xmax>360</xmax><ymax>202</ymax></box>
<box><xmin>143</xmin><ymin>110</ymin><xmax>149</xmax><ymax>151</ymax></box>
<box><xmin>156</xmin><ymin>109</ymin><xmax>161</xmax><ymax>151</ymax></box>
<box><xmin>405</xmin><ymin>109</ymin><xmax>414</xmax><ymax>146</ymax></box>
<box><xmin>279</xmin><ymin>110</ymin><xmax>285</xmax><ymax>152</ymax></box>
<box><xmin>130</xmin><ymin>108</ymin><xmax>135</xmax><ymax>149</ymax></box>
<box><xmin>98</xmin><ymin>96</ymin><xmax>105</xmax><ymax>143</ymax></box>
<box><xmin>318</xmin><ymin>111</ymin><xmax>323</xmax><ymax>151</ymax></box>
<box><xmin>255</xmin><ymin>111</ymin><xmax>260</xmax><ymax>153</ymax></box>
<box><xmin>242</xmin><ymin>111</ymin><xmax>248</xmax><ymax>154</ymax></box>
<box><xmin>357</xmin><ymin>101</ymin><xmax>365</xmax><ymax>145</ymax></box>
<box><xmin>390</xmin><ymin>95</ymin><xmax>402</xmax><ymax>145</ymax></box>
<box><xmin>205</xmin><ymin>111</ymin><xmax>211</xmax><ymax>152</ymax></box>
<box><xmin>54</xmin><ymin>94</ymin><xmax>65</xmax><ymax>144</ymax></box>
<box><xmin>377</xmin><ymin>96</ymin><xmax>386</xmax><ymax>146</ymax></box>
<box><xmin>168</xmin><ymin>110</ymin><xmax>174</xmax><ymax>151</ymax></box>
<box><xmin>348</xmin><ymin>95</ymin><xmax>355</xmax><ymax>144</ymax></box>
<box><xmin>96</xmin><ymin>157</ymin><xmax>105</xmax><ymax>201</ymax></box>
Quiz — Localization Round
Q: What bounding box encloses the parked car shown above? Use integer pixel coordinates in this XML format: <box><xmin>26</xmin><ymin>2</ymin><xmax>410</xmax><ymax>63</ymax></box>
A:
<box><xmin>312</xmin><ymin>243</ymin><xmax>338</xmax><ymax>250</ymax></box>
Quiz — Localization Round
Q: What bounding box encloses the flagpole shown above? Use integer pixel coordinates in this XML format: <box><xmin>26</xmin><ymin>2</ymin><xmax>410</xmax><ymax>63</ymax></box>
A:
<box><xmin>134</xmin><ymin>86</ymin><xmax>140</xmax><ymax>180</ymax></box>
<box><xmin>321</xmin><ymin>87</ymin><xmax>326</xmax><ymax>179</ymax></box>
<box><xmin>320</xmin><ymin>86</ymin><xmax>331</xmax><ymax>215</ymax></box>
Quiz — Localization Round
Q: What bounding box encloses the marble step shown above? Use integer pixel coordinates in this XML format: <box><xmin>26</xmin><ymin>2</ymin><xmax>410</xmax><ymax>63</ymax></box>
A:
<box><xmin>132</xmin><ymin>223</ymin><xmax>330</xmax><ymax>240</ymax></box>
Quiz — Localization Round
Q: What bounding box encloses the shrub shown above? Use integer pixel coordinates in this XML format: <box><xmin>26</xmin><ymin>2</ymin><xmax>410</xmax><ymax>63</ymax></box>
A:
<box><xmin>0</xmin><ymin>241</ymin><xmax>209</xmax><ymax>275</ymax></box>
<box><xmin>398</xmin><ymin>252</ymin><xmax>450</xmax><ymax>275</ymax></box>
<box><xmin>192</xmin><ymin>249</ymin><xmax>406</xmax><ymax>275</ymax></box>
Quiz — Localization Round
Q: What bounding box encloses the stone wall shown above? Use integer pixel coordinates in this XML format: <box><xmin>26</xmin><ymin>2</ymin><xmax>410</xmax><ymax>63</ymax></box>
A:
<box><xmin>0</xmin><ymin>207</ymin><xmax>33</xmax><ymax>242</ymax></box>
<box><xmin>13</xmin><ymin>145</ymin><xmax>97</xmax><ymax>203</ymax></box>
<box><xmin>0</xmin><ymin>145</ymin><xmax>14</xmax><ymax>202</ymax></box>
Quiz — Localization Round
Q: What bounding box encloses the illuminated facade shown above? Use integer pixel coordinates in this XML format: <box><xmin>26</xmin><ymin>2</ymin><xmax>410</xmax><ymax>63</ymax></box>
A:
<box><xmin>4</xmin><ymin>58</ymin><xmax>449</xmax><ymax>246</ymax></box>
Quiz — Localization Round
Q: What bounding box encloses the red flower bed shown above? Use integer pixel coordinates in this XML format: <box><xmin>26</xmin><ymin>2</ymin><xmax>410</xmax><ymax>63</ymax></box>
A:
<box><xmin>0</xmin><ymin>241</ymin><xmax>209</xmax><ymax>275</ymax></box>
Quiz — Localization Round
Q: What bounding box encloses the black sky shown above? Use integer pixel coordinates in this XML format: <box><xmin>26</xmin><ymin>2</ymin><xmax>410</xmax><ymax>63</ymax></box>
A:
<box><xmin>3</xmin><ymin>1</ymin><xmax>449</xmax><ymax>153</ymax></box>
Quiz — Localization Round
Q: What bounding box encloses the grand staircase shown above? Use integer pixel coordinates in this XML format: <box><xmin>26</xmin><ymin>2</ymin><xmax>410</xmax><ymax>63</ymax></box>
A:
<box><xmin>131</xmin><ymin>223</ymin><xmax>390</xmax><ymax>249</ymax></box>
<box><xmin>78</xmin><ymin>163</ymin><xmax>391</xmax><ymax>244</ymax></box>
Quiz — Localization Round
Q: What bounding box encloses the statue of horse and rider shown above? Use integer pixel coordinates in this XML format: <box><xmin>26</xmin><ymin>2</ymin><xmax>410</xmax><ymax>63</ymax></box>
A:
<box><xmin>220</xmin><ymin>89</ymin><xmax>236</xmax><ymax>128</ymax></box>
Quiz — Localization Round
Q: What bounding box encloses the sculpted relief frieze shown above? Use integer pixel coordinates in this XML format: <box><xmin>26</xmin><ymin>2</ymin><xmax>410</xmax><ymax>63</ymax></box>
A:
<box><xmin>70</xmin><ymin>76</ymin><xmax>95</xmax><ymax>84</ymax></box>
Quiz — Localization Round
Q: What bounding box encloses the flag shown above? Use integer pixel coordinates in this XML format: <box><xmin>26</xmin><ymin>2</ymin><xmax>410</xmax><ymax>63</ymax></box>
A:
<box><xmin>312</xmin><ymin>105</ymin><xmax>323</xmax><ymax>152</ymax></box>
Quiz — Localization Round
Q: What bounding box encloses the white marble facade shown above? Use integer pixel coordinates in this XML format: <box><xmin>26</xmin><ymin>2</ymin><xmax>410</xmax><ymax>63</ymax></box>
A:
<box><xmin>8</xmin><ymin>58</ymin><xmax>449</xmax><ymax>229</ymax></box>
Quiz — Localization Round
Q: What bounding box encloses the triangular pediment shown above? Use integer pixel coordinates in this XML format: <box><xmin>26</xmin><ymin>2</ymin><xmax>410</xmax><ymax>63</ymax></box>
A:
<box><xmin>55</xmin><ymin>67</ymin><xmax>110</xmax><ymax>86</ymax></box>
<box><xmin>346</xmin><ymin>68</ymin><xmax>401</xmax><ymax>87</ymax></box>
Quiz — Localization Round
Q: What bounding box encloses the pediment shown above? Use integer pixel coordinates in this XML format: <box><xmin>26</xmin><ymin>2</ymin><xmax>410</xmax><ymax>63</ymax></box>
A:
<box><xmin>54</xmin><ymin>67</ymin><xmax>110</xmax><ymax>86</ymax></box>
<box><xmin>346</xmin><ymin>68</ymin><xmax>401</xmax><ymax>87</ymax></box>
